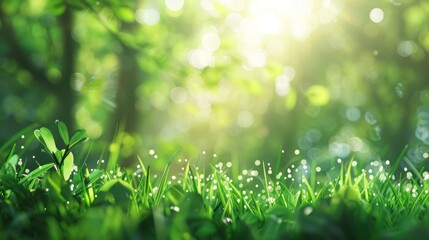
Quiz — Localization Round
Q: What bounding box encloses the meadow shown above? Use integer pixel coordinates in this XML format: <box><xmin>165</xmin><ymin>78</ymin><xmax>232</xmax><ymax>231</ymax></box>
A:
<box><xmin>1</xmin><ymin>121</ymin><xmax>429</xmax><ymax>239</ymax></box>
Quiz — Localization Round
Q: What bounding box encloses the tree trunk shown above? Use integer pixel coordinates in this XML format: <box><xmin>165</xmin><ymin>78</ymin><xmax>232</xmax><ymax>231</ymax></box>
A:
<box><xmin>57</xmin><ymin>6</ymin><xmax>77</xmax><ymax>128</ymax></box>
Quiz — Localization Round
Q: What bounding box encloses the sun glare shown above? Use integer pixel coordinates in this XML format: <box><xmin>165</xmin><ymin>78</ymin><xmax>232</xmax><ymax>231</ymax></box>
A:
<box><xmin>188</xmin><ymin>0</ymin><xmax>341</xmax><ymax>69</ymax></box>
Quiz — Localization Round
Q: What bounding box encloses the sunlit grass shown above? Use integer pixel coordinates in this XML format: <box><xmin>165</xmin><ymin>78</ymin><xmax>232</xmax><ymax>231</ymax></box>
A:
<box><xmin>2</xmin><ymin>123</ymin><xmax>429</xmax><ymax>239</ymax></box>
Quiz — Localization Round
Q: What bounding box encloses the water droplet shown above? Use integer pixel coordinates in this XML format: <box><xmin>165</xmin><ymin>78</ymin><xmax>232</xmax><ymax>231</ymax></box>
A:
<box><xmin>406</xmin><ymin>172</ymin><xmax>413</xmax><ymax>180</ymax></box>
<box><xmin>303</xmin><ymin>206</ymin><xmax>313</xmax><ymax>215</ymax></box>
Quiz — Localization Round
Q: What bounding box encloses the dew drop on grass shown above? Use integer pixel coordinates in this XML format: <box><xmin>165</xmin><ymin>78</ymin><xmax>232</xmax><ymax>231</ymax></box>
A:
<box><xmin>407</xmin><ymin>172</ymin><xmax>413</xmax><ymax>179</ymax></box>
<box><xmin>303</xmin><ymin>206</ymin><xmax>313</xmax><ymax>215</ymax></box>
<box><xmin>294</xmin><ymin>149</ymin><xmax>300</xmax><ymax>155</ymax></box>
<box><xmin>424</xmin><ymin>152</ymin><xmax>429</xmax><ymax>159</ymax></box>
<box><xmin>352</xmin><ymin>161</ymin><xmax>357</xmax><ymax>167</ymax></box>
<box><xmin>255</xmin><ymin>160</ymin><xmax>261</xmax><ymax>166</ymax></box>
<box><xmin>337</xmin><ymin>158</ymin><xmax>342</xmax><ymax>164</ymax></box>
<box><xmin>21</xmin><ymin>135</ymin><xmax>25</xmax><ymax>139</ymax></box>
<box><xmin>423</xmin><ymin>172</ymin><xmax>429</xmax><ymax>180</ymax></box>
<box><xmin>316</xmin><ymin>166</ymin><xmax>321</xmax><ymax>172</ymax></box>
<box><xmin>385</xmin><ymin>160</ymin><xmax>390</xmax><ymax>165</ymax></box>
<box><xmin>170</xmin><ymin>206</ymin><xmax>180</xmax><ymax>212</ymax></box>
<box><xmin>379</xmin><ymin>174</ymin><xmax>387</xmax><ymax>182</ymax></box>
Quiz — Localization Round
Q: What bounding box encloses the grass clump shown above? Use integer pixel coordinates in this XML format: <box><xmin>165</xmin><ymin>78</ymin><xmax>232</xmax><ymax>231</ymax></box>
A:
<box><xmin>1</xmin><ymin>122</ymin><xmax>429</xmax><ymax>239</ymax></box>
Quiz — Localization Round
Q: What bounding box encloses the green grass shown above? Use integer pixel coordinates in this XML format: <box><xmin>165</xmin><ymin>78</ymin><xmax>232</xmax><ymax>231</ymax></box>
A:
<box><xmin>2</xmin><ymin>123</ymin><xmax>429</xmax><ymax>239</ymax></box>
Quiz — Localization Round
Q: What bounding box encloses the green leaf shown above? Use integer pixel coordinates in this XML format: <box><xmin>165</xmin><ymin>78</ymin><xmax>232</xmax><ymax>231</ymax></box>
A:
<box><xmin>87</xmin><ymin>169</ymin><xmax>104</xmax><ymax>187</ymax></box>
<box><xmin>2</xmin><ymin>144</ymin><xmax>17</xmax><ymax>175</ymax></box>
<box><xmin>34</xmin><ymin>129</ymin><xmax>47</xmax><ymax>149</ymax></box>
<box><xmin>4</xmin><ymin>154</ymin><xmax>19</xmax><ymax>176</ymax></box>
<box><xmin>96</xmin><ymin>179</ymin><xmax>133</xmax><ymax>207</ymax></box>
<box><xmin>55</xmin><ymin>150</ymin><xmax>63</xmax><ymax>165</ymax></box>
<box><xmin>45</xmin><ymin>171</ymin><xmax>67</xmax><ymax>203</ymax></box>
<box><xmin>20</xmin><ymin>163</ymin><xmax>56</xmax><ymax>184</ymax></box>
<box><xmin>61</xmin><ymin>152</ymin><xmax>74</xmax><ymax>181</ymax></box>
<box><xmin>70</xmin><ymin>129</ymin><xmax>88</xmax><ymax>148</ymax></box>
<box><xmin>39</xmin><ymin>127</ymin><xmax>57</xmax><ymax>153</ymax></box>
<box><xmin>56</xmin><ymin>120</ymin><xmax>69</xmax><ymax>145</ymax></box>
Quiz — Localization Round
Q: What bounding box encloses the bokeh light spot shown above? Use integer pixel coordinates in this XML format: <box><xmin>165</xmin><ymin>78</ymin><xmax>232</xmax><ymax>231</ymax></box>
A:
<box><xmin>305</xmin><ymin>85</ymin><xmax>330</xmax><ymax>106</ymax></box>
<box><xmin>136</xmin><ymin>8</ymin><xmax>160</xmax><ymax>26</ymax></box>
<box><xmin>237</xmin><ymin>111</ymin><xmax>254</xmax><ymax>128</ymax></box>
<box><xmin>369</xmin><ymin>8</ymin><xmax>384</xmax><ymax>23</ymax></box>
<box><xmin>165</xmin><ymin>0</ymin><xmax>184</xmax><ymax>11</ymax></box>
<box><xmin>202</xmin><ymin>32</ymin><xmax>221</xmax><ymax>51</ymax></box>
<box><xmin>397</xmin><ymin>40</ymin><xmax>415</xmax><ymax>57</ymax></box>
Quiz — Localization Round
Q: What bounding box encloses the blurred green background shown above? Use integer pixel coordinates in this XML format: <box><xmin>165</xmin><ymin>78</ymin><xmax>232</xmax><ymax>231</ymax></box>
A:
<box><xmin>1</xmin><ymin>0</ymin><xmax>429</xmax><ymax>168</ymax></box>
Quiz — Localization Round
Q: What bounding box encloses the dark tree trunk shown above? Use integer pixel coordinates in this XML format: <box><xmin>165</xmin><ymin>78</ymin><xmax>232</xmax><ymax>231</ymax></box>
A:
<box><xmin>107</xmin><ymin>19</ymin><xmax>142</xmax><ymax>164</ymax></box>
<box><xmin>57</xmin><ymin>6</ymin><xmax>77</xmax><ymax>128</ymax></box>
<box><xmin>115</xmin><ymin>46</ymin><xmax>140</xmax><ymax>134</ymax></box>
<box><xmin>0</xmin><ymin>4</ymin><xmax>77</xmax><ymax>128</ymax></box>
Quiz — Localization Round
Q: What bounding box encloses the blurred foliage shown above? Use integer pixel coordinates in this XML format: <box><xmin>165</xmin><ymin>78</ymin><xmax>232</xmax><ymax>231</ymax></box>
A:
<box><xmin>1</xmin><ymin>0</ymin><xmax>429</xmax><ymax>168</ymax></box>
